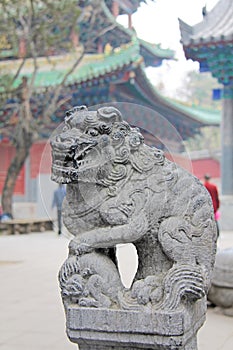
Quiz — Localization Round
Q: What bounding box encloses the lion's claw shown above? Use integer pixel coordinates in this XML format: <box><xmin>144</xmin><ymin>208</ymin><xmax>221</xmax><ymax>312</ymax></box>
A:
<box><xmin>75</xmin><ymin>243</ymin><xmax>93</xmax><ymax>256</ymax></box>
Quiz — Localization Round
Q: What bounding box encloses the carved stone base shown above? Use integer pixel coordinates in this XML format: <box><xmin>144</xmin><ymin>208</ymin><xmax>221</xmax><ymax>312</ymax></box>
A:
<box><xmin>208</xmin><ymin>247</ymin><xmax>233</xmax><ymax>316</ymax></box>
<box><xmin>219</xmin><ymin>195</ymin><xmax>233</xmax><ymax>230</ymax></box>
<box><xmin>78</xmin><ymin>337</ymin><xmax>197</xmax><ymax>350</ymax></box>
<box><xmin>66</xmin><ymin>299</ymin><xmax>206</xmax><ymax>350</ymax></box>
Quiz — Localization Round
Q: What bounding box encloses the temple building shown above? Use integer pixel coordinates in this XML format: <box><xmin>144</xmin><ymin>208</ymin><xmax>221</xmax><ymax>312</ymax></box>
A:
<box><xmin>179</xmin><ymin>0</ymin><xmax>233</xmax><ymax>230</ymax></box>
<box><xmin>0</xmin><ymin>0</ymin><xmax>221</xmax><ymax>217</ymax></box>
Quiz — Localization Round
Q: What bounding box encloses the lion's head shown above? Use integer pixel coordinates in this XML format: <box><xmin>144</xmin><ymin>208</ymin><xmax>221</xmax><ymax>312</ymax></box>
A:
<box><xmin>51</xmin><ymin>106</ymin><xmax>164</xmax><ymax>186</ymax></box>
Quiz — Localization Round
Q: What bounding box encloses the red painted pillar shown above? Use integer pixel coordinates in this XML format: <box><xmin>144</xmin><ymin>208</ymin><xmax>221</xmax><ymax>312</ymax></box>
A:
<box><xmin>128</xmin><ymin>14</ymin><xmax>132</xmax><ymax>29</ymax></box>
<box><xmin>18</xmin><ymin>37</ymin><xmax>26</xmax><ymax>58</ymax></box>
<box><xmin>97</xmin><ymin>40</ymin><xmax>103</xmax><ymax>53</ymax></box>
<box><xmin>70</xmin><ymin>29</ymin><xmax>79</xmax><ymax>48</ymax></box>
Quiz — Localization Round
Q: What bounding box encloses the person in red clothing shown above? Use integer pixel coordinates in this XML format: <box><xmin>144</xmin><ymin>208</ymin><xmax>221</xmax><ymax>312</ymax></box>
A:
<box><xmin>204</xmin><ymin>174</ymin><xmax>220</xmax><ymax>236</ymax></box>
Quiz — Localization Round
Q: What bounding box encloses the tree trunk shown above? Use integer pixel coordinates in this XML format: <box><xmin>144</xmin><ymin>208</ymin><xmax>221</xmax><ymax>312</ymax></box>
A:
<box><xmin>1</xmin><ymin>131</ymin><xmax>33</xmax><ymax>216</ymax></box>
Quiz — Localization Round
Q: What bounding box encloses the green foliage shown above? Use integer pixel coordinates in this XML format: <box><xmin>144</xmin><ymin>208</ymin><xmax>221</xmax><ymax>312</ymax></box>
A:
<box><xmin>0</xmin><ymin>0</ymin><xmax>100</xmax><ymax>214</ymax></box>
<box><xmin>0</xmin><ymin>73</ymin><xmax>13</xmax><ymax>92</ymax></box>
<box><xmin>0</xmin><ymin>0</ymin><xmax>81</xmax><ymax>58</ymax></box>
<box><xmin>177</xmin><ymin>70</ymin><xmax>222</xmax><ymax>110</ymax></box>
<box><xmin>185</xmin><ymin>126</ymin><xmax>220</xmax><ymax>153</ymax></box>
<box><xmin>177</xmin><ymin>70</ymin><xmax>222</xmax><ymax>152</ymax></box>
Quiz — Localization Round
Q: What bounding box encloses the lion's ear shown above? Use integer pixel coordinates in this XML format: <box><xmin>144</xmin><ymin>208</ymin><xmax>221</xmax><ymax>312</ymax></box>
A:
<box><xmin>97</xmin><ymin>107</ymin><xmax>122</xmax><ymax>123</ymax></box>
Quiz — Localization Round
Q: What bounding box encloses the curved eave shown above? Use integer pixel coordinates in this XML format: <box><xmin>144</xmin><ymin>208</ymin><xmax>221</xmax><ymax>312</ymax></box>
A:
<box><xmin>139</xmin><ymin>39</ymin><xmax>174</xmax><ymax>59</ymax></box>
<box><xmin>66</xmin><ymin>46</ymin><xmax>142</xmax><ymax>85</ymax></box>
<box><xmin>79</xmin><ymin>1</ymin><xmax>167</xmax><ymax>58</ymax></box>
<box><xmin>181</xmin><ymin>32</ymin><xmax>233</xmax><ymax>52</ymax></box>
<box><xmin>112</xmin><ymin>66</ymin><xmax>215</xmax><ymax>141</ymax></box>
<box><xmin>179</xmin><ymin>0</ymin><xmax>233</xmax><ymax>47</ymax></box>
<box><xmin>139</xmin><ymin>39</ymin><xmax>175</xmax><ymax>67</ymax></box>
<box><xmin>166</xmin><ymin>100</ymin><xmax>220</xmax><ymax>126</ymax></box>
<box><xmin>113</xmin><ymin>80</ymin><xmax>201</xmax><ymax>141</ymax></box>
<box><xmin>11</xmin><ymin>42</ymin><xmax>142</xmax><ymax>88</ymax></box>
<box><xmin>134</xmin><ymin>67</ymin><xmax>216</xmax><ymax>128</ymax></box>
<box><xmin>79</xmin><ymin>1</ymin><xmax>134</xmax><ymax>51</ymax></box>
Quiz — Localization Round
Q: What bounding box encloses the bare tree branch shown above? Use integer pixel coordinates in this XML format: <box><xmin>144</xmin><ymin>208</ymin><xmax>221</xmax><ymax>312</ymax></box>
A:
<box><xmin>42</xmin><ymin>47</ymin><xmax>85</xmax><ymax>123</ymax></box>
<box><xmin>0</xmin><ymin>0</ymin><xmax>126</xmax><ymax>215</ymax></box>
<box><xmin>95</xmin><ymin>23</ymin><xmax>117</xmax><ymax>39</ymax></box>
<box><xmin>10</xmin><ymin>58</ymin><xmax>27</xmax><ymax>86</ymax></box>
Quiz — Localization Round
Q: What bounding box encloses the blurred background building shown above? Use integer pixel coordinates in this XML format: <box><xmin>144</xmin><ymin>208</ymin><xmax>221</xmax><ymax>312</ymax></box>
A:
<box><xmin>0</xmin><ymin>0</ymin><xmax>222</xmax><ymax>220</ymax></box>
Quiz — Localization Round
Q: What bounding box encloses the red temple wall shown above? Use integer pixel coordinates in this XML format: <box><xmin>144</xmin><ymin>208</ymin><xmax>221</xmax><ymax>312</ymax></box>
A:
<box><xmin>0</xmin><ymin>143</ymin><xmax>25</xmax><ymax>195</ymax></box>
<box><xmin>191</xmin><ymin>158</ymin><xmax>220</xmax><ymax>180</ymax></box>
<box><xmin>0</xmin><ymin>141</ymin><xmax>52</xmax><ymax>196</ymax></box>
<box><xmin>0</xmin><ymin>141</ymin><xmax>220</xmax><ymax>196</ymax></box>
<box><xmin>30</xmin><ymin>142</ymin><xmax>52</xmax><ymax>179</ymax></box>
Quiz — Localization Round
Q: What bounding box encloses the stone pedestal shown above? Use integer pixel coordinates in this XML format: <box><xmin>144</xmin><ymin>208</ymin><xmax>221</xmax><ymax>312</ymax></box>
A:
<box><xmin>208</xmin><ymin>248</ymin><xmax>233</xmax><ymax>316</ymax></box>
<box><xmin>67</xmin><ymin>300</ymin><xmax>206</xmax><ymax>350</ymax></box>
<box><xmin>221</xmin><ymin>98</ymin><xmax>233</xmax><ymax>196</ymax></box>
<box><xmin>219</xmin><ymin>195</ymin><xmax>233</xmax><ymax>231</ymax></box>
<box><xmin>220</xmin><ymin>97</ymin><xmax>233</xmax><ymax>230</ymax></box>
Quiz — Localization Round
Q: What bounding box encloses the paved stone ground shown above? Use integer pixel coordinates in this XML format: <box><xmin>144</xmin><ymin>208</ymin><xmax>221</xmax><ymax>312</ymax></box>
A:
<box><xmin>0</xmin><ymin>229</ymin><xmax>233</xmax><ymax>350</ymax></box>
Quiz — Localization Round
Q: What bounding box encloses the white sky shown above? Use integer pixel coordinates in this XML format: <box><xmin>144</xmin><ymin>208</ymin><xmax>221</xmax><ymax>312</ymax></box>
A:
<box><xmin>117</xmin><ymin>0</ymin><xmax>220</xmax><ymax>97</ymax></box>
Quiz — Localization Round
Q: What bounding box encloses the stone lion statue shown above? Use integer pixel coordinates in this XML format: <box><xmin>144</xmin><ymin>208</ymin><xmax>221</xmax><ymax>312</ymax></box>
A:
<box><xmin>51</xmin><ymin>105</ymin><xmax>217</xmax><ymax>312</ymax></box>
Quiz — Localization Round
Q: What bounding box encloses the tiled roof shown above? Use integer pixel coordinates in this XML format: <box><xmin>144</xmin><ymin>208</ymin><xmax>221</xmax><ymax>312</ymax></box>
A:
<box><xmin>107</xmin><ymin>2</ymin><xmax>174</xmax><ymax>61</ymax></box>
<box><xmin>168</xmin><ymin>100</ymin><xmax>221</xmax><ymax>125</ymax></box>
<box><xmin>139</xmin><ymin>39</ymin><xmax>174</xmax><ymax>59</ymax></box>
<box><xmin>79</xmin><ymin>0</ymin><xmax>173</xmax><ymax>63</ymax></box>
<box><xmin>0</xmin><ymin>44</ymin><xmax>219</xmax><ymax>142</ymax></box>
<box><xmin>179</xmin><ymin>0</ymin><xmax>233</xmax><ymax>46</ymax></box>
<box><xmin>132</xmin><ymin>66</ymin><xmax>221</xmax><ymax>126</ymax></box>
<box><xmin>10</xmin><ymin>38</ymin><xmax>174</xmax><ymax>88</ymax></box>
<box><xmin>115</xmin><ymin>65</ymin><xmax>220</xmax><ymax>129</ymax></box>
<box><xmin>10</xmin><ymin>41</ymin><xmax>142</xmax><ymax>88</ymax></box>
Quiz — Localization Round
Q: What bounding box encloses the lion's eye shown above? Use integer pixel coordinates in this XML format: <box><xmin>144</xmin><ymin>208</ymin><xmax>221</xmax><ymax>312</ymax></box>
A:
<box><xmin>86</xmin><ymin>128</ymin><xmax>99</xmax><ymax>137</ymax></box>
<box><xmin>62</xmin><ymin>124</ymin><xmax>70</xmax><ymax>132</ymax></box>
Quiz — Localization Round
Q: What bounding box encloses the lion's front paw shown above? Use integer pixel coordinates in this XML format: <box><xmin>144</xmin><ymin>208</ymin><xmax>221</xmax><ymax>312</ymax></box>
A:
<box><xmin>75</xmin><ymin>243</ymin><xmax>93</xmax><ymax>256</ymax></box>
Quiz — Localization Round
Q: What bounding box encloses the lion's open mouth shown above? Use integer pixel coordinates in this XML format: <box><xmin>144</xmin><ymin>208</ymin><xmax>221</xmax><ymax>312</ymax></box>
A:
<box><xmin>51</xmin><ymin>141</ymin><xmax>98</xmax><ymax>183</ymax></box>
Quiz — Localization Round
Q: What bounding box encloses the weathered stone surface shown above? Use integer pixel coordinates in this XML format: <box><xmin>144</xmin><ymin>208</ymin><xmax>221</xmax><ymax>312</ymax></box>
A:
<box><xmin>67</xmin><ymin>300</ymin><xmax>206</xmax><ymax>349</ymax></box>
<box><xmin>208</xmin><ymin>247</ymin><xmax>233</xmax><ymax>316</ymax></box>
<box><xmin>219</xmin><ymin>195</ymin><xmax>233</xmax><ymax>231</ymax></box>
<box><xmin>51</xmin><ymin>106</ymin><xmax>217</xmax><ymax>349</ymax></box>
